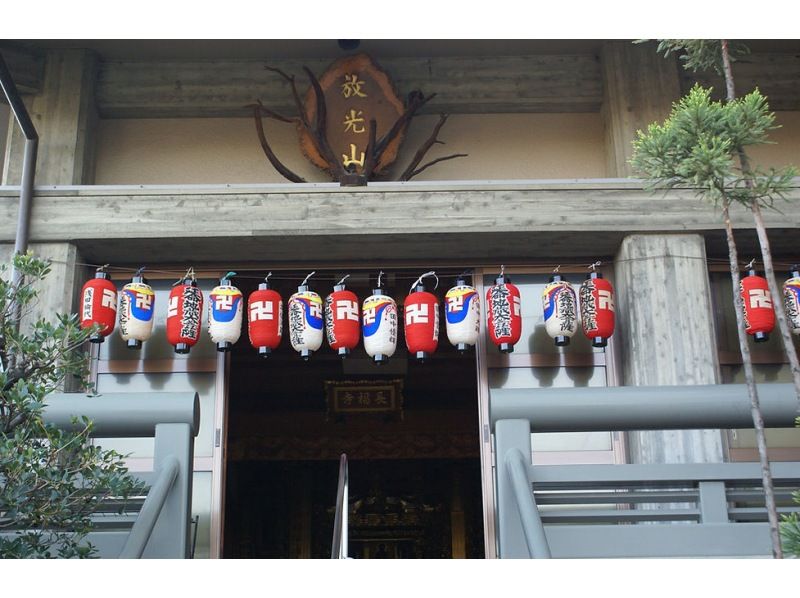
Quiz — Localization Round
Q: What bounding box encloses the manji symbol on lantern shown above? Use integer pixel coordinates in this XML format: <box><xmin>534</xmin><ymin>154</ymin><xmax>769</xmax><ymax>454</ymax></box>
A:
<box><xmin>404</xmin><ymin>272</ymin><xmax>440</xmax><ymax>362</ymax></box>
<box><xmin>288</xmin><ymin>272</ymin><xmax>324</xmax><ymax>360</ymax></box>
<box><xmin>209</xmin><ymin>272</ymin><xmax>243</xmax><ymax>352</ymax></box>
<box><xmin>118</xmin><ymin>267</ymin><xmax>155</xmax><ymax>350</ymax></box>
<box><xmin>579</xmin><ymin>263</ymin><xmax>615</xmax><ymax>348</ymax></box>
<box><xmin>486</xmin><ymin>266</ymin><xmax>522</xmax><ymax>353</ymax></box>
<box><xmin>80</xmin><ymin>265</ymin><xmax>117</xmax><ymax>343</ymax></box>
<box><xmin>784</xmin><ymin>265</ymin><xmax>800</xmax><ymax>336</ymax></box>
<box><xmin>740</xmin><ymin>264</ymin><xmax>775</xmax><ymax>342</ymax></box>
<box><xmin>362</xmin><ymin>271</ymin><xmax>398</xmax><ymax>365</ymax></box>
<box><xmin>248</xmin><ymin>272</ymin><xmax>283</xmax><ymax>358</ymax></box>
<box><xmin>445</xmin><ymin>274</ymin><xmax>480</xmax><ymax>353</ymax></box>
<box><xmin>325</xmin><ymin>275</ymin><xmax>361</xmax><ymax>358</ymax></box>
<box><xmin>167</xmin><ymin>268</ymin><xmax>204</xmax><ymax>355</ymax></box>
<box><xmin>542</xmin><ymin>268</ymin><xmax>578</xmax><ymax>347</ymax></box>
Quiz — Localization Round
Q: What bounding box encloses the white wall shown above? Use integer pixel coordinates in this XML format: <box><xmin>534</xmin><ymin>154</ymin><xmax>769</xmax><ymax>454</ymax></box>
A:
<box><xmin>94</xmin><ymin>113</ymin><xmax>608</xmax><ymax>184</ymax></box>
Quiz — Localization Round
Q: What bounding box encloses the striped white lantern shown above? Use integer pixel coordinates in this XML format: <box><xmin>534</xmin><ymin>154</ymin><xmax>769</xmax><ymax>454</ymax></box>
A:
<box><xmin>362</xmin><ymin>285</ymin><xmax>398</xmax><ymax>364</ymax></box>
<box><xmin>542</xmin><ymin>274</ymin><xmax>579</xmax><ymax>346</ymax></box>
<box><xmin>118</xmin><ymin>271</ymin><xmax>155</xmax><ymax>349</ymax></box>
<box><xmin>444</xmin><ymin>277</ymin><xmax>480</xmax><ymax>353</ymax></box>
<box><xmin>288</xmin><ymin>274</ymin><xmax>324</xmax><ymax>360</ymax></box>
<box><xmin>209</xmin><ymin>274</ymin><xmax>243</xmax><ymax>352</ymax></box>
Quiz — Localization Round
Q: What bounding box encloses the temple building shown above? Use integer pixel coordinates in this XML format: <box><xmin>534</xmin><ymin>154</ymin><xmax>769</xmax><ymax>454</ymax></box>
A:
<box><xmin>1</xmin><ymin>39</ymin><xmax>799</xmax><ymax>558</ymax></box>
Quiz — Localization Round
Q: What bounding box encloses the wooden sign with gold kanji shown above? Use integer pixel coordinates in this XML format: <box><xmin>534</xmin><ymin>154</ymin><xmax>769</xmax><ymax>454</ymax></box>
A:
<box><xmin>324</xmin><ymin>378</ymin><xmax>404</xmax><ymax>421</ymax></box>
<box><xmin>300</xmin><ymin>54</ymin><xmax>406</xmax><ymax>176</ymax></box>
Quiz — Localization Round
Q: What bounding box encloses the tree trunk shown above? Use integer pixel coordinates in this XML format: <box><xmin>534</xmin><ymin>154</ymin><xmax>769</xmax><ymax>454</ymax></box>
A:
<box><xmin>721</xmin><ymin>38</ymin><xmax>784</xmax><ymax>557</ymax></box>
<box><xmin>722</xmin><ymin>199</ymin><xmax>783</xmax><ymax>558</ymax></box>
<box><xmin>750</xmin><ymin>197</ymin><xmax>800</xmax><ymax>405</ymax></box>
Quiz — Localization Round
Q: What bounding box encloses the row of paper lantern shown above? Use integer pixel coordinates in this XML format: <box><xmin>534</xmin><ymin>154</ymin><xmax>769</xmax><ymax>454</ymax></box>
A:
<box><xmin>740</xmin><ymin>266</ymin><xmax>800</xmax><ymax>341</ymax></box>
<box><xmin>79</xmin><ymin>268</ymin><xmax>615</xmax><ymax>361</ymax></box>
<box><xmin>79</xmin><ymin>265</ymin><xmax>800</xmax><ymax>362</ymax></box>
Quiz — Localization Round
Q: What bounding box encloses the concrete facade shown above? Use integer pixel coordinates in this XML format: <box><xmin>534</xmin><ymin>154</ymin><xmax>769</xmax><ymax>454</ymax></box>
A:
<box><xmin>2</xmin><ymin>39</ymin><xmax>799</xmax><ymax>557</ymax></box>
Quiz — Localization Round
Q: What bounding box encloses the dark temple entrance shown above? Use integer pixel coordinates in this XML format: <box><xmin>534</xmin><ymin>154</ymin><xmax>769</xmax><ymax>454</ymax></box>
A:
<box><xmin>223</xmin><ymin>270</ymin><xmax>485</xmax><ymax>558</ymax></box>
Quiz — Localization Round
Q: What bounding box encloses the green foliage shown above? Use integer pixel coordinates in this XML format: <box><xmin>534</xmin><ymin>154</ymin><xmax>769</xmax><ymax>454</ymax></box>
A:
<box><xmin>0</xmin><ymin>253</ymin><xmax>144</xmax><ymax>558</ymax></box>
<box><xmin>781</xmin><ymin>417</ymin><xmax>800</xmax><ymax>557</ymax></box>
<box><xmin>630</xmin><ymin>85</ymin><xmax>798</xmax><ymax>207</ymax></box>
<box><xmin>652</xmin><ymin>39</ymin><xmax>749</xmax><ymax>74</ymax></box>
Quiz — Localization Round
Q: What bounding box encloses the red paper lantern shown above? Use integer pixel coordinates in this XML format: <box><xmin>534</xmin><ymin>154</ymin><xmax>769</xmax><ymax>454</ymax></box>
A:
<box><xmin>166</xmin><ymin>275</ymin><xmax>204</xmax><ymax>354</ymax></box>
<box><xmin>80</xmin><ymin>267</ymin><xmax>117</xmax><ymax>343</ymax></box>
<box><xmin>404</xmin><ymin>272</ymin><xmax>440</xmax><ymax>362</ymax></box>
<box><xmin>579</xmin><ymin>271</ymin><xmax>615</xmax><ymax>348</ymax></box>
<box><xmin>740</xmin><ymin>268</ymin><xmax>775</xmax><ymax>342</ymax></box>
<box><xmin>325</xmin><ymin>276</ymin><xmax>360</xmax><ymax>358</ymax></box>
<box><xmin>248</xmin><ymin>275</ymin><xmax>283</xmax><ymax>357</ymax></box>
<box><xmin>486</xmin><ymin>271</ymin><xmax>522</xmax><ymax>353</ymax></box>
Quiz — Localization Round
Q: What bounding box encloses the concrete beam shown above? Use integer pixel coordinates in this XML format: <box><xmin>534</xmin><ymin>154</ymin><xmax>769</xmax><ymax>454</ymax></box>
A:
<box><xmin>96</xmin><ymin>54</ymin><xmax>603</xmax><ymax>118</ymax></box>
<box><xmin>684</xmin><ymin>53</ymin><xmax>800</xmax><ymax>111</ymax></box>
<box><xmin>0</xmin><ymin>46</ymin><xmax>45</xmax><ymax>95</ymax></box>
<box><xmin>0</xmin><ymin>181</ymin><xmax>797</xmax><ymax>264</ymax></box>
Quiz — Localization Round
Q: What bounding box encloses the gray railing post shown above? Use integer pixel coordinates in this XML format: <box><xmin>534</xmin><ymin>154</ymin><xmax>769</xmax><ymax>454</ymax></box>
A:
<box><xmin>495</xmin><ymin>419</ymin><xmax>534</xmax><ymax>558</ymax></box>
<box><xmin>698</xmin><ymin>481</ymin><xmax>729</xmax><ymax>523</ymax></box>
<box><xmin>141</xmin><ymin>422</ymin><xmax>194</xmax><ymax>558</ymax></box>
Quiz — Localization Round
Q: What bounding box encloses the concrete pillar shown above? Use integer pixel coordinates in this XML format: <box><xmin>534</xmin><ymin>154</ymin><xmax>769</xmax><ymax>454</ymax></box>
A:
<box><xmin>614</xmin><ymin>234</ymin><xmax>725</xmax><ymax>463</ymax></box>
<box><xmin>3</xmin><ymin>49</ymin><xmax>98</xmax><ymax>186</ymax></box>
<box><xmin>601</xmin><ymin>41</ymin><xmax>682</xmax><ymax>177</ymax></box>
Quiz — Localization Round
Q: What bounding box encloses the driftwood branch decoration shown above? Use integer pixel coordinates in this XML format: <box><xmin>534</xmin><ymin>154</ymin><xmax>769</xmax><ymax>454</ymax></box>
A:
<box><xmin>250</xmin><ymin>54</ymin><xmax>467</xmax><ymax>184</ymax></box>
<box><xmin>400</xmin><ymin>114</ymin><xmax>468</xmax><ymax>181</ymax></box>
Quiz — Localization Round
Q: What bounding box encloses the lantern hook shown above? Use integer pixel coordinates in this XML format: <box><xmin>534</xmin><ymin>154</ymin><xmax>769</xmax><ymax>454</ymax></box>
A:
<box><xmin>588</xmin><ymin>261</ymin><xmax>601</xmax><ymax>272</ymax></box>
<box><xmin>265</xmin><ymin>272</ymin><xmax>273</xmax><ymax>283</ymax></box>
<box><xmin>300</xmin><ymin>271</ymin><xmax>316</xmax><ymax>287</ymax></box>
<box><xmin>553</xmin><ymin>265</ymin><xmax>561</xmax><ymax>274</ymax></box>
<box><xmin>499</xmin><ymin>264</ymin><xmax>505</xmax><ymax>278</ymax></box>
<box><xmin>377</xmin><ymin>270</ymin><xmax>385</xmax><ymax>289</ymax></box>
<box><xmin>336</xmin><ymin>274</ymin><xmax>350</xmax><ymax>287</ymax></box>
<box><xmin>134</xmin><ymin>266</ymin><xmax>146</xmax><ymax>277</ymax></box>
<box><xmin>174</xmin><ymin>267</ymin><xmax>196</xmax><ymax>286</ymax></box>
<box><xmin>410</xmin><ymin>271</ymin><xmax>438</xmax><ymax>293</ymax></box>
<box><xmin>222</xmin><ymin>271</ymin><xmax>237</xmax><ymax>283</ymax></box>
<box><xmin>96</xmin><ymin>264</ymin><xmax>110</xmax><ymax>273</ymax></box>
<box><xmin>745</xmin><ymin>258</ymin><xmax>756</xmax><ymax>271</ymax></box>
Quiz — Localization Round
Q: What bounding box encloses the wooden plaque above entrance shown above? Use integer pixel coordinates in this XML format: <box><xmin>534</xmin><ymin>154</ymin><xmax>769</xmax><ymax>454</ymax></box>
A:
<box><xmin>301</xmin><ymin>54</ymin><xmax>406</xmax><ymax>175</ymax></box>
<box><xmin>324</xmin><ymin>378</ymin><xmax>404</xmax><ymax>421</ymax></box>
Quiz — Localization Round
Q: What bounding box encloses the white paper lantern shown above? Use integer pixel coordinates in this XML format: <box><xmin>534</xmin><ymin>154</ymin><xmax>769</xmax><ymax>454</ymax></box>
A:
<box><xmin>209</xmin><ymin>274</ymin><xmax>243</xmax><ymax>351</ymax></box>
<box><xmin>444</xmin><ymin>276</ymin><xmax>480</xmax><ymax>353</ymax></box>
<box><xmin>288</xmin><ymin>273</ymin><xmax>324</xmax><ymax>360</ymax></box>
<box><xmin>542</xmin><ymin>274</ymin><xmax>579</xmax><ymax>346</ymax></box>
<box><xmin>118</xmin><ymin>270</ymin><xmax>155</xmax><ymax>349</ymax></box>
<box><xmin>362</xmin><ymin>275</ymin><xmax>398</xmax><ymax>364</ymax></box>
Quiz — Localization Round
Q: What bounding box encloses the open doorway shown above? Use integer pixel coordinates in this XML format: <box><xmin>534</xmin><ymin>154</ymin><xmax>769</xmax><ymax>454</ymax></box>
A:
<box><xmin>222</xmin><ymin>270</ymin><xmax>485</xmax><ymax>558</ymax></box>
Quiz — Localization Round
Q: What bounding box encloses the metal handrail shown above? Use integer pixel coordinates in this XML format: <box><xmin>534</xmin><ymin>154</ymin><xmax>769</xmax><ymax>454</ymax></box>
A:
<box><xmin>119</xmin><ymin>456</ymin><xmax>180</xmax><ymax>559</ymax></box>
<box><xmin>505</xmin><ymin>448</ymin><xmax>551</xmax><ymax>559</ymax></box>
<box><xmin>0</xmin><ymin>51</ymin><xmax>39</xmax><ymax>327</ymax></box>
<box><xmin>330</xmin><ymin>453</ymin><xmax>348</xmax><ymax>559</ymax></box>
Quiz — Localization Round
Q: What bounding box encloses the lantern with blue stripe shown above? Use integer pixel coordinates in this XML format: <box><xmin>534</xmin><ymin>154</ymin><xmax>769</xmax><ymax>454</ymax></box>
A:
<box><xmin>209</xmin><ymin>272</ymin><xmax>243</xmax><ymax>352</ymax></box>
<box><xmin>542</xmin><ymin>270</ymin><xmax>578</xmax><ymax>346</ymax></box>
<box><xmin>362</xmin><ymin>271</ymin><xmax>398</xmax><ymax>364</ymax></box>
<box><xmin>288</xmin><ymin>272</ymin><xmax>324</xmax><ymax>360</ymax></box>
<box><xmin>445</xmin><ymin>274</ymin><xmax>480</xmax><ymax>353</ymax></box>
<box><xmin>118</xmin><ymin>267</ymin><xmax>155</xmax><ymax>350</ymax></box>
